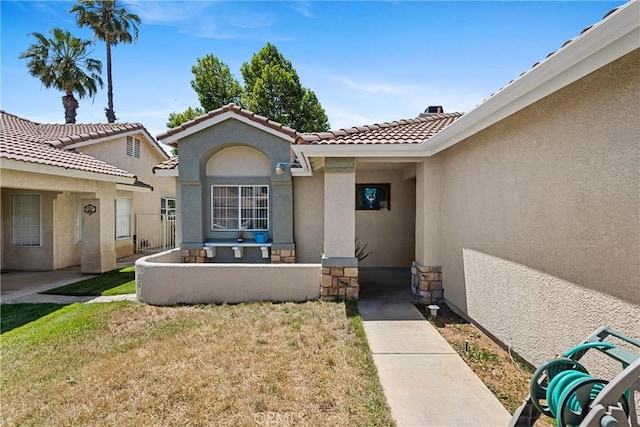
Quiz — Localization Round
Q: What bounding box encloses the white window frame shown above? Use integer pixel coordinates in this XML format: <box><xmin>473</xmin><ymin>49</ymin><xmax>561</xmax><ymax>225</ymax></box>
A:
<box><xmin>11</xmin><ymin>194</ymin><xmax>41</xmax><ymax>247</ymax></box>
<box><xmin>115</xmin><ymin>197</ymin><xmax>132</xmax><ymax>239</ymax></box>
<box><xmin>211</xmin><ymin>185</ymin><xmax>269</xmax><ymax>231</ymax></box>
<box><xmin>161</xmin><ymin>197</ymin><xmax>176</xmax><ymax>219</ymax></box>
<box><xmin>126</xmin><ymin>136</ymin><xmax>141</xmax><ymax>158</ymax></box>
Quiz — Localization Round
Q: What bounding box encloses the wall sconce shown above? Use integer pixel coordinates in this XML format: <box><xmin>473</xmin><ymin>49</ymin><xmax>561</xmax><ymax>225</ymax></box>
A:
<box><xmin>275</xmin><ymin>162</ymin><xmax>296</xmax><ymax>175</ymax></box>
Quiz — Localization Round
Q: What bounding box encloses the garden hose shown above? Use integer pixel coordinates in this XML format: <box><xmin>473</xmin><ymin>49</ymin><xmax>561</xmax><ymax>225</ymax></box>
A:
<box><xmin>530</xmin><ymin>342</ymin><xmax>630</xmax><ymax>427</ymax></box>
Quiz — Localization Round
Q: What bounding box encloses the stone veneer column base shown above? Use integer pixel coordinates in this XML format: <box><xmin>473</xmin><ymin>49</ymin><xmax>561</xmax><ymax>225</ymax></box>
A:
<box><xmin>411</xmin><ymin>261</ymin><xmax>443</xmax><ymax>304</ymax></box>
<box><xmin>271</xmin><ymin>249</ymin><xmax>296</xmax><ymax>263</ymax></box>
<box><xmin>181</xmin><ymin>249</ymin><xmax>206</xmax><ymax>263</ymax></box>
<box><xmin>321</xmin><ymin>267</ymin><xmax>359</xmax><ymax>300</ymax></box>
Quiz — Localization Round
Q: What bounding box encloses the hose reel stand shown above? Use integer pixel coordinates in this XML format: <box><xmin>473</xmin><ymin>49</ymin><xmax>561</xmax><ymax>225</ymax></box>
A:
<box><xmin>509</xmin><ymin>326</ymin><xmax>640</xmax><ymax>427</ymax></box>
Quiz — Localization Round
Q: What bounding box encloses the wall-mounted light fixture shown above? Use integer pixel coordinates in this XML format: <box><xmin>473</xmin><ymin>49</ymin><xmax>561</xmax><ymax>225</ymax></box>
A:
<box><xmin>275</xmin><ymin>162</ymin><xmax>297</xmax><ymax>175</ymax></box>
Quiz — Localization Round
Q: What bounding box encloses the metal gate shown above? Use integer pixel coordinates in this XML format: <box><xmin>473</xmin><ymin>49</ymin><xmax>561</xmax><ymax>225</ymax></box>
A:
<box><xmin>135</xmin><ymin>214</ymin><xmax>176</xmax><ymax>253</ymax></box>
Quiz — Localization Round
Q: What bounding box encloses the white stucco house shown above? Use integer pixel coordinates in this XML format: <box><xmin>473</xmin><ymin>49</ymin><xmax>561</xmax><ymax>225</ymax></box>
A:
<box><xmin>138</xmin><ymin>1</ymin><xmax>638</xmax><ymax>367</ymax></box>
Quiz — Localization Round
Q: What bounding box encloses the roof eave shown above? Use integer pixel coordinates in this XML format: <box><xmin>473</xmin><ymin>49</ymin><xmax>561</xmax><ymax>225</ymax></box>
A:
<box><xmin>153</xmin><ymin>168</ymin><xmax>179</xmax><ymax>177</ymax></box>
<box><xmin>422</xmin><ymin>1</ymin><xmax>640</xmax><ymax>156</ymax></box>
<box><xmin>0</xmin><ymin>158</ymin><xmax>136</xmax><ymax>185</ymax></box>
<box><xmin>159</xmin><ymin>112</ymin><xmax>296</xmax><ymax>145</ymax></box>
<box><xmin>291</xmin><ymin>143</ymin><xmax>432</xmax><ymax>176</ymax></box>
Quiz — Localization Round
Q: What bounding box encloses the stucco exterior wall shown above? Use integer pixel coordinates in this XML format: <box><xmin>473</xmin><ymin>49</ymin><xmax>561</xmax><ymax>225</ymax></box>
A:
<box><xmin>136</xmin><ymin>249</ymin><xmax>321</xmax><ymax>305</ymax></box>
<box><xmin>52</xmin><ymin>192</ymin><xmax>80</xmax><ymax>269</ymax></box>
<box><xmin>79</xmin><ymin>133</ymin><xmax>177</xmax><ymax>256</ymax></box>
<box><xmin>435</xmin><ymin>50</ymin><xmax>640</xmax><ymax>365</ymax></box>
<box><xmin>177</xmin><ymin>118</ymin><xmax>293</xmax><ymax>250</ymax></box>
<box><xmin>293</xmin><ymin>171</ymin><xmax>325</xmax><ymax>263</ymax></box>
<box><xmin>2</xmin><ymin>188</ymin><xmax>56</xmax><ymax>271</ymax></box>
<box><xmin>356</xmin><ymin>168</ymin><xmax>416</xmax><ymax>267</ymax></box>
<box><xmin>1</xmin><ymin>169</ymin><xmax>120</xmax><ymax>272</ymax></box>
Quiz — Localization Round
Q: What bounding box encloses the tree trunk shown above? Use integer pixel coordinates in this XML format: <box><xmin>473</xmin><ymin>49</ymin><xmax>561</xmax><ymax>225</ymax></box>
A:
<box><xmin>105</xmin><ymin>41</ymin><xmax>116</xmax><ymax>123</ymax></box>
<box><xmin>62</xmin><ymin>91</ymin><xmax>79</xmax><ymax>124</ymax></box>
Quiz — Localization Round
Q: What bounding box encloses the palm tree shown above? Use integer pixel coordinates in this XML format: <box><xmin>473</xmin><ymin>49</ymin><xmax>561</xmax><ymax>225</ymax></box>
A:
<box><xmin>71</xmin><ymin>0</ymin><xmax>140</xmax><ymax>123</ymax></box>
<box><xmin>20</xmin><ymin>28</ymin><xmax>103</xmax><ymax>124</ymax></box>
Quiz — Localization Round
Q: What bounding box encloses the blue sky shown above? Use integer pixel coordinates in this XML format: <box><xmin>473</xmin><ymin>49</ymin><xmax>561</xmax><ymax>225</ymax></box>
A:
<box><xmin>1</xmin><ymin>1</ymin><xmax>625</xmax><ymax>140</ymax></box>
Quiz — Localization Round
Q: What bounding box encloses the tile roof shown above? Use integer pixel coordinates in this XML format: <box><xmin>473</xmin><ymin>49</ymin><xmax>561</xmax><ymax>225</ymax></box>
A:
<box><xmin>1</xmin><ymin>111</ymin><xmax>135</xmax><ymax>179</ymax></box>
<box><xmin>158</xmin><ymin>103</ymin><xmax>299</xmax><ymax>141</ymax></box>
<box><xmin>295</xmin><ymin>112</ymin><xmax>463</xmax><ymax>145</ymax></box>
<box><xmin>0</xmin><ymin>110</ymin><xmax>146</xmax><ymax>148</ymax></box>
<box><xmin>153</xmin><ymin>155</ymin><xmax>179</xmax><ymax>171</ymax></box>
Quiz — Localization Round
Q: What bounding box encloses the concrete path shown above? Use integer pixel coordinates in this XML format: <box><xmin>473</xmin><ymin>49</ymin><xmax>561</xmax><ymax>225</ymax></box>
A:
<box><xmin>358</xmin><ymin>269</ymin><xmax>511</xmax><ymax>427</ymax></box>
<box><xmin>4</xmin><ymin>293</ymin><xmax>137</xmax><ymax>304</ymax></box>
<box><xmin>1</xmin><ymin>255</ymin><xmax>142</xmax><ymax>304</ymax></box>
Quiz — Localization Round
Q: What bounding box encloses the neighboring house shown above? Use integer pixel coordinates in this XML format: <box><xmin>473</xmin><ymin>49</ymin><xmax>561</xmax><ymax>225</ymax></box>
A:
<box><xmin>145</xmin><ymin>2</ymin><xmax>638</xmax><ymax>366</ymax></box>
<box><xmin>0</xmin><ymin>111</ymin><xmax>176</xmax><ymax>273</ymax></box>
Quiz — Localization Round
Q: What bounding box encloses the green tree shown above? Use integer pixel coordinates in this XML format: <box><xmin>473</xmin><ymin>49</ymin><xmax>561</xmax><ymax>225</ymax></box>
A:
<box><xmin>166</xmin><ymin>106</ymin><xmax>205</xmax><ymax>128</ymax></box>
<box><xmin>71</xmin><ymin>0</ymin><xmax>140</xmax><ymax>123</ymax></box>
<box><xmin>20</xmin><ymin>28</ymin><xmax>103</xmax><ymax>124</ymax></box>
<box><xmin>240</xmin><ymin>43</ymin><xmax>329</xmax><ymax>132</ymax></box>
<box><xmin>191</xmin><ymin>54</ymin><xmax>242</xmax><ymax>112</ymax></box>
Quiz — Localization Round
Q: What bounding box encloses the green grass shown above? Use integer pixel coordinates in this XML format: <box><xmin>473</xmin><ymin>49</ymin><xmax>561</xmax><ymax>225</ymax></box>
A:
<box><xmin>1</xmin><ymin>303</ymin><xmax>69</xmax><ymax>334</ymax></box>
<box><xmin>42</xmin><ymin>266</ymin><xmax>135</xmax><ymax>296</ymax></box>
<box><xmin>1</xmin><ymin>301</ymin><xmax>395</xmax><ymax>426</ymax></box>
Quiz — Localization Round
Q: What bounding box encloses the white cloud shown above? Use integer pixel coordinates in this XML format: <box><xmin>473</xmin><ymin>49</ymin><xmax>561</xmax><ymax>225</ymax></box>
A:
<box><xmin>290</xmin><ymin>1</ymin><xmax>314</xmax><ymax>18</ymax></box>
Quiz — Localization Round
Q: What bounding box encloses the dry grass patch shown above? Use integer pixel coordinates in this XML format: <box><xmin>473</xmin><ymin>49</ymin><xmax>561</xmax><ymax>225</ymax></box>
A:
<box><xmin>1</xmin><ymin>300</ymin><xmax>394</xmax><ymax>426</ymax></box>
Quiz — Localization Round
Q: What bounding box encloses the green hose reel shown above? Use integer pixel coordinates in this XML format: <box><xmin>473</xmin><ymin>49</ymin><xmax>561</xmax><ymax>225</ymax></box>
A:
<box><xmin>529</xmin><ymin>342</ymin><xmax>631</xmax><ymax>427</ymax></box>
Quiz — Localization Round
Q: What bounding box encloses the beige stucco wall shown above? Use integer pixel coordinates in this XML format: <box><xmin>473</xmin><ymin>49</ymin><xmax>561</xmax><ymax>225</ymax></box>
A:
<box><xmin>52</xmin><ymin>192</ymin><xmax>81</xmax><ymax>269</ymax></box>
<box><xmin>136</xmin><ymin>249</ymin><xmax>321</xmax><ymax>305</ymax></box>
<box><xmin>356</xmin><ymin>168</ymin><xmax>416</xmax><ymax>267</ymax></box>
<box><xmin>79</xmin><ymin>134</ymin><xmax>177</xmax><ymax>256</ymax></box>
<box><xmin>293</xmin><ymin>171</ymin><xmax>325</xmax><ymax>263</ymax></box>
<box><xmin>2</xmin><ymin>188</ymin><xmax>56</xmax><ymax>271</ymax></box>
<box><xmin>206</xmin><ymin>146</ymin><xmax>271</xmax><ymax>177</ymax></box>
<box><xmin>1</xmin><ymin>169</ymin><xmax>120</xmax><ymax>272</ymax></box>
<box><xmin>434</xmin><ymin>50</ymin><xmax>640</xmax><ymax>366</ymax></box>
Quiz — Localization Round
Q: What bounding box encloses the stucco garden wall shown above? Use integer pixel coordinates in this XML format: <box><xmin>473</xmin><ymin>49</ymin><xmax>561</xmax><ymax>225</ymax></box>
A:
<box><xmin>136</xmin><ymin>249</ymin><xmax>321</xmax><ymax>305</ymax></box>
<box><xmin>293</xmin><ymin>171</ymin><xmax>324</xmax><ymax>263</ymax></box>
<box><xmin>435</xmin><ymin>50</ymin><xmax>640</xmax><ymax>366</ymax></box>
<box><xmin>356</xmin><ymin>168</ymin><xmax>415</xmax><ymax>267</ymax></box>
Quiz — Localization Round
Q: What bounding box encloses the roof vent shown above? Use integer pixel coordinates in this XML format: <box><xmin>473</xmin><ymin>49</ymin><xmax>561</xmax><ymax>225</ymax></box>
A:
<box><xmin>419</xmin><ymin>106</ymin><xmax>444</xmax><ymax>117</ymax></box>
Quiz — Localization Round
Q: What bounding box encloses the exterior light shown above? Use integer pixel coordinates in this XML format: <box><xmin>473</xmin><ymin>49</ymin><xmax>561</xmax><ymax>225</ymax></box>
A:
<box><xmin>275</xmin><ymin>162</ymin><xmax>296</xmax><ymax>175</ymax></box>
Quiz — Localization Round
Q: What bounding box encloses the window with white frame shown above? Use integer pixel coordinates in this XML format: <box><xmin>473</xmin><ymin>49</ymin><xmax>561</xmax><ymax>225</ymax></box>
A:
<box><xmin>161</xmin><ymin>197</ymin><xmax>176</xmax><ymax>219</ymax></box>
<box><xmin>211</xmin><ymin>185</ymin><xmax>268</xmax><ymax>231</ymax></box>
<box><xmin>115</xmin><ymin>197</ymin><xmax>132</xmax><ymax>239</ymax></box>
<box><xmin>11</xmin><ymin>194</ymin><xmax>41</xmax><ymax>247</ymax></box>
<box><xmin>126</xmin><ymin>136</ymin><xmax>141</xmax><ymax>158</ymax></box>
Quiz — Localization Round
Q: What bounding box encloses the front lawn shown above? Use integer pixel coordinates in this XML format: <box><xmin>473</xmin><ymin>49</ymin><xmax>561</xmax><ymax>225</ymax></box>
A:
<box><xmin>42</xmin><ymin>266</ymin><xmax>135</xmax><ymax>296</ymax></box>
<box><xmin>0</xmin><ymin>300</ymin><xmax>394</xmax><ymax>426</ymax></box>
<box><xmin>0</xmin><ymin>303</ymin><xmax>69</xmax><ymax>334</ymax></box>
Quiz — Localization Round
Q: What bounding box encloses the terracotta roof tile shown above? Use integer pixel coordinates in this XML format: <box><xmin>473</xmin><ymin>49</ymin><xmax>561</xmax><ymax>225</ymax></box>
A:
<box><xmin>295</xmin><ymin>113</ymin><xmax>463</xmax><ymax>145</ymax></box>
<box><xmin>1</xmin><ymin>111</ymin><xmax>135</xmax><ymax>179</ymax></box>
<box><xmin>158</xmin><ymin>103</ymin><xmax>299</xmax><ymax>141</ymax></box>
<box><xmin>154</xmin><ymin>156</ymin><xmax>179</xmax><ymax>171</ymax></box>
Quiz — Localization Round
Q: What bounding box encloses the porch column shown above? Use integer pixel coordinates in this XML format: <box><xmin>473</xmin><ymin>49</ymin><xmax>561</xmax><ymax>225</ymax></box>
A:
<box><xmin>321</xmin><ymin>158</ymin><xmax>359</xmax><ymax>299</ymax></box>
<box><xmin>413</xmin><ymin>159</ymin><xmax>443</xmax><ymax>303</ymax></box>
<box><xmin>81</xmin><ymin>197</ymin><xmax>116</xmax><ymax>273</ymax></box>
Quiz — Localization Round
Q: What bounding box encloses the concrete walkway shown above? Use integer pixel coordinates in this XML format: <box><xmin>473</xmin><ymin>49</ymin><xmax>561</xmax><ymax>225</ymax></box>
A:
<box><xmin>358</xmin><ymin>269</ymin><xmax>511</xmax><ymax>427</ymax></box>
<box><xmin>1</xmin><ymin>255</ymin><xmax>142</xmax><ymax>304</ymax></box>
